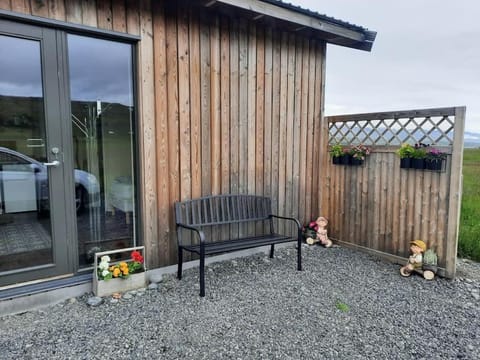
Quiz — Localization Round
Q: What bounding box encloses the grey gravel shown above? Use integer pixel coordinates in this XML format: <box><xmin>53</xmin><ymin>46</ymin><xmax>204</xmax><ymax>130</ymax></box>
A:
<box><xmin>86</xmin><ymin>296</ymin><xmax>103</xmax><ymax>307</ymax></box>
<box><xmin>1</xmin><ymin>245</ymin><xmax>480</xmax><ymax>359</ymax></box>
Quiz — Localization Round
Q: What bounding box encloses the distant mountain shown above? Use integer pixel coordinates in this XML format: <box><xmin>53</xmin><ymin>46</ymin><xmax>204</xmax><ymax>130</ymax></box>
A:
<box><xmin>464</xmin><ymin>131</ymin><xmax>480</xmax><ymax>148</ymax></box>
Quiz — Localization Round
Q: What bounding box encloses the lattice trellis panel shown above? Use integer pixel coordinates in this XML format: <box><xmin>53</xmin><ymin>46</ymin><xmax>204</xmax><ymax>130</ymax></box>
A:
<box><xmin>327</xmin><ymin>110</ymin><xmax>456</xmax><ymax>147</ymax></box>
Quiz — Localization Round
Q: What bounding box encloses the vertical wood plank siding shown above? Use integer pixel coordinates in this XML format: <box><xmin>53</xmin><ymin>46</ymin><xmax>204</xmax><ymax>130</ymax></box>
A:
<box><xmin>2</xmin><ymin>0</ymin><xmax>327</xmax><ymax>267</ymax></box>
<box><xmin>324</xmin><ymin>107</ymin><xmax>465</xmax><ymax>278</ymax></box>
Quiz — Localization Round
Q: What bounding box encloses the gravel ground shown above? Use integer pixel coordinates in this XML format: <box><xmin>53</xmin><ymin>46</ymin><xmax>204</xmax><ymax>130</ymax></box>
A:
<box><xmin>1</xmin><ymin>245</ymin><xmax>479</xmax><ymax>360</ymax></box>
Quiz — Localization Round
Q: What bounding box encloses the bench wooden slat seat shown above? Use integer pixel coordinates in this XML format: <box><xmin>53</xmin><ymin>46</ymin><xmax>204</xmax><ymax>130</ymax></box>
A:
<box><xmin>175</xmin><ymin>194</ymin><xmax>302</xmax><ymax>297</ymax></box>
<box><xmin>182</xmin><ymin>234</ymin><xmax>293</xmax><ymax>255</ymax></box>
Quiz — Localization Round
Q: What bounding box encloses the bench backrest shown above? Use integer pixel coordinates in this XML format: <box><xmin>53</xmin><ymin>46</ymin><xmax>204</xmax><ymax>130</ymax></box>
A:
<box><xmin>175</xmin><ymin>195</ymin><xmax>272</xmax><ymax>227</ymax></box>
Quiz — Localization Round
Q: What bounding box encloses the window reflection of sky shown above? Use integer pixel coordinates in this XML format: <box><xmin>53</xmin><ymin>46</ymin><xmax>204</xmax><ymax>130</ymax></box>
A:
<box><xmin>0</xmin><ymin>35</ymin><xmax>42</xmax><ymax>97</ymax></box>
<box><xmin>68</xmin><ymin>35</ymin><xmax>133</xmax><ymax>107</ymax></box>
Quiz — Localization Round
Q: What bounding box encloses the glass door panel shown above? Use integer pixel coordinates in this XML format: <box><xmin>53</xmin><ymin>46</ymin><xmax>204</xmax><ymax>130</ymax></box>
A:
<box><xmin>67</xmin><ymin>35</ymin><xmax>136</xmax><ymax>268</ymax></box>
<box><xmin>0</xmin><ymin>26</ymin><xmax>67</xmax><ymax>280</ymax></box>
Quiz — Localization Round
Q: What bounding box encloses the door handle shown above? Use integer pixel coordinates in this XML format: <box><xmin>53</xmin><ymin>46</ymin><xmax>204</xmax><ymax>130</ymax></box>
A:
<box><xmin>44</xmin><ymin>160</ymin><xmax>60</xmax><ymax>167</ymax></box>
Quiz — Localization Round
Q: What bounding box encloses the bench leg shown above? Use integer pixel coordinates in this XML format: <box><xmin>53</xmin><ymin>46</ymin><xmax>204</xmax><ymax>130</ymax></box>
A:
<box><xmin>199</xmin><ymin>249</ymin><xmax>205</xmax><ymax>297</ymax></box>
<box><xmin>297</xmin><ymin>237</ymin><xmax>302</xmax><ymax>271</ymax></box>
<box><xmin>177</xmin><ymin>247</ymin><xmax>183</xmax><ymax>279</ymax></box>
<box><xmin>269</xmin><ymin>244</ymin><xmax>274</xmax><ymax>258</ymax></box>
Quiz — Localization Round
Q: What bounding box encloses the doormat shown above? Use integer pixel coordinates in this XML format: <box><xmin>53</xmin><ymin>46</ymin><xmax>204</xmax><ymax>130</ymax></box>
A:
<box><xmin>0</xmin><ymin>222</ymin><xmax>51</xmax><ymax>256</ymax></box>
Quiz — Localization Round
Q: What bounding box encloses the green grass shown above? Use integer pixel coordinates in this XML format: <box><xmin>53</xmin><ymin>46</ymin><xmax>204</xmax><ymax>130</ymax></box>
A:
<box><xmin>459</xmin><ymin>148</ymin><xmax>480</xmax><ymax>261</ymax></box>
<box><xmin>335</xmin><ymin>300</ymin><xmax>350</xmax><ymax>312</ymax></box>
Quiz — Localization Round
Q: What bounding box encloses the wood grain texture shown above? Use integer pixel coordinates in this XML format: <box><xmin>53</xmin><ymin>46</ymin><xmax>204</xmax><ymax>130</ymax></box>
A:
<box><xmin>137</xmin><ymin>0</ymin><xmax>158</xmax><ymax>267</ymax></box>
<box><xmin>152</xmin><ymin>0</ymin><xmax>170</xmax><ymax>266</ymax></box>
<box><xmin>229</xmin><ymin>20</ymin><xmax>239</xmax><ymax>195</ymax></box>
<box><xmin>1</xmin><ymin>1</ymin><xmax>330</xmax><ymax>268</ymax></box>
<box><xmin>220</xmin><ymin>16</ymin><xmax>230</xmax><ymax>195</ymax></box>
<box><xmin>189</xmin><ymin>9</ymin><xmax>202</xmax><ymax>199</ymax></box>
<box><xmin>165</xmin><ymin>4</ymin><xmax>180</xmax><ymax>264</ymax></box>
<box><xmin>209</xmin><ymin>15</ymin><xmax>221</xmax><ymax>196</ymax></box>
<box><xmin>270</xmin><ymin>31</ymin><xmax>281</xmax><ymax>217</ymax></box>
<box><xmin>48</xmin><ymin>0</ymin><xmax>65</xmax><ymax>20</ymax></box>
<box><xmin>199</xmin><ymin>12</ymin><xmax>211</xmax><ymax>197</ymax></box>
<box><xmin>65</xmin><ymin>0</ymin><xmax>82</xmax><ymax>23</ymax></box>
<box><xmin>324</xmin><ymin>107</ymin><xmax>464</xmax><ymax>279</ymax></box>
<box><xmin>81</xmin><ymin>0</ymin><xmax>97</xmax><ymax>27</ymax></box>
<box><xmin>298</xmin><ymin>38</ymin><xmax>309</xmax><ymax>223</ymax></box>
<box><xmin>0</xmin><ymin>0</ymin><xmax>11</xmax><ymax>11</ymax></box>
<box><xmin>13</xmin><ymin>1</ymin><xmax>32</xmax><ymax>13</ymax></box>
<box><xmin>96</xmin><ymin>0</ymin><xmax>112</xmax><ymax>30</ymax></box>
<box><xmin>30</xmin><ymin>0</ymin><xmax>49</xmax><ymax>18</ymax></box>
<box><xmin>262</xmin><ymin>27</ymin><xmax>273</xmax><ymax>198</ymax></box>
<box><xmin>125</xmin><ymin>0</ymin><xmax>139</xmax><ymax>35</ymax></box>
<box><xmin>177</xmin><ymin>5</ymin><xmax>191</xmax><ymax>202</ymax></box>
<box><xmin>111</xmin><ymin>0</ymin><xmax>126</xmax><ymax>32</ymax></box>
<box><xmin>284</xmin><ymin>33</ymin><xmax>295</xmax><ymax>220</ymax></box>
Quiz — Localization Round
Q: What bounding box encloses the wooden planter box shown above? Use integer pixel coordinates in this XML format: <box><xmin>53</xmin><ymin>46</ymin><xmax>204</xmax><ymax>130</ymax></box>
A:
<box><xmin>93</xmin><ymin>246</ymin><xmax>147</xmax><ymax>297</ymax></box>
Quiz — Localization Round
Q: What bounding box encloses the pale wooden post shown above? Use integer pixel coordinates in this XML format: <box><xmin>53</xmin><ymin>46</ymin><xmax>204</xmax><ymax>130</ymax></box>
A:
<box><xmin>445</xmin><ymin>106</ymin><xmax>466</xmax><ymax>278</ymax></box>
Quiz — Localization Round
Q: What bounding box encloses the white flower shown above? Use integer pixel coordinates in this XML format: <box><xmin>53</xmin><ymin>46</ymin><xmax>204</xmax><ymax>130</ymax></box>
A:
<box><xmin>100</xmin><ymin>255</ymin><xmax>111</xmax><ymax>263</ymax></box>
<box><xmin>102</xmin><ymin>269</ymin><xmax>110</xmax><ymax>277</ymax></box>
<box><xmin>98</xmin><ymin>261</ymin><xmax>109</xmax><ymax>270</ymax></box>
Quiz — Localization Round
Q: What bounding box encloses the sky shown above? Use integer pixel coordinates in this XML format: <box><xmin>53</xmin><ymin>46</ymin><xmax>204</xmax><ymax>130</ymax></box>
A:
<box><xmin>290</xmin><ymin>0</ymin><xmax>480</xmax><ymax>133</ymax></box>
<box><xmin>0</xmin><ymin>33</ymin><xmax>133</xmax><ymax>106</ymax></box>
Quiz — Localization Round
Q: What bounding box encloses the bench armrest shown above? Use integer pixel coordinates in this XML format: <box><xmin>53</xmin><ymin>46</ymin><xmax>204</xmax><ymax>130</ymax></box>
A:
<box><xmin>176</xmin><ymin>223</ymin><xmax>206</xmax><ymax>245</ymax></box>
<box><xmin>268</xmin><ymin>214</ymin><xmax>302</xmax><ymax>230</ymax></box>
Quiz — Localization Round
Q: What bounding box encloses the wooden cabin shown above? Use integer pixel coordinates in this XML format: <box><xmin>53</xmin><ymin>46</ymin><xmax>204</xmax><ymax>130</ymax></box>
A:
<box><xmin>0</xmin><ymin>0</ymin><xmax>375</xmax><ymax>302</ymax></box>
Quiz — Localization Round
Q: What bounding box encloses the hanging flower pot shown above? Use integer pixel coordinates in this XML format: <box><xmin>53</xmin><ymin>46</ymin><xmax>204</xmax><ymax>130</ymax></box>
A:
<box><xmin>425</xmin><ymin>148</ymin><xmax>447</xmax><ymax>171</ymax></box>
<box><xmin>332</xmin><ymin>156</ymin><xmax>342</xmax><ymax>165</ymax></box>
<box><xmin>411</xmin><ymin>145</ymin><xmax>427</xmax><ymax>169</ymax></box>
<box><xmin>329</xmin><ymin>144</ymin><xmax>344</xmax><ymax>165</ymax></box>
<box><xmin>411</xmin><ymin>158</ymin><xmax>425</xmax><ymax>169</ymax></box>
<box><xmin>340</xmin><ymin>154</ymin><xmax>351</xmax><ymax>165</ymax></box>
<box><xmin>400</xmin><ymin>157</ymin><xmax>412</xmax><ymax>169</ymax></box>
<box><xmin>348</xmin><ymin>145</ymin><xmax>370</xmax><ymax>166</ymax></box>
<box><xmin>426</xmin><ymin>158</ymin><xmax>442</xmax><ymax>171</ymax></box>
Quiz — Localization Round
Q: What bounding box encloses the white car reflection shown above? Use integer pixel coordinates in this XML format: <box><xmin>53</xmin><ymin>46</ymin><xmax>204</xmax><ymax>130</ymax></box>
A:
<box><xmin>0</xmin><ymin>147</ymin><xmax>100</xmax><ymax>213</ymax></box>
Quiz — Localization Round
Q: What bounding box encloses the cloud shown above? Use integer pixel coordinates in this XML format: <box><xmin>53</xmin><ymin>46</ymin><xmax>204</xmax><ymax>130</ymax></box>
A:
<box><xmin>68</xmin><ymin>35</ymin><xmax>133</xmax><ymax>106</ymax></box>
<box><xmin>290</xmin><ymin>0</ymin><xmax>480</xmax><ymax>132</ymax></box>
<box><xmin>0</xmin><ymin>35</ymin><xmax>42</xmax><ymax>97</ymax></box>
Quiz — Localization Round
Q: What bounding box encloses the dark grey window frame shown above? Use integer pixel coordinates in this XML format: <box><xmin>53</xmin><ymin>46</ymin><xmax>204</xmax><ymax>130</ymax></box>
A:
<box><xmin>0</xmin><ymin>10</ymin><xmax>141</xmax><ymax>294</ymax></box>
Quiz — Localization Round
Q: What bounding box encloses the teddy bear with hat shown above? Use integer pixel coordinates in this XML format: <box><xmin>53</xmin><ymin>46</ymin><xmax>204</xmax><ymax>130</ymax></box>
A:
<box><xmin>400</xmin><ymin>239</ymin><xmax>426</xmax><ymax>277</ymax></box>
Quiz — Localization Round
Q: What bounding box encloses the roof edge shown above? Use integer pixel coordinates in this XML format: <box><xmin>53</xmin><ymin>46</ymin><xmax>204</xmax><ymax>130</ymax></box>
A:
<box><xmin>203</xmin><ymin>0</ymin><xmax>376</xmax><ymax>51</ymax></box>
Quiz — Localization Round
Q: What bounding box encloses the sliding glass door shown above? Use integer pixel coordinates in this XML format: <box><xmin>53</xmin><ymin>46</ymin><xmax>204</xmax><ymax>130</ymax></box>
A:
<box><xmin>0</xmin><ymin>21</ymin><xmax>69</xmax><ymax>285</ymax></box>
<box><xmin>0</xmin><ymin>20</ymin><xmax>137</xmax><ymax>287</ymax></box>
<box><xmin>67</xmin><ymin>34</ymin><xmax>137</xmax><ymax>268</ymax></box>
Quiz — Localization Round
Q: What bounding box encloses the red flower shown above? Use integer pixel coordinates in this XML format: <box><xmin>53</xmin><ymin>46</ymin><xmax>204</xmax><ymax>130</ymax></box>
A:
<box><xmin>131</xmin><ymin>251</ymin><xmax>144</xmax><ymax>263</ymax></box>
<box><xmin>309</xmin><ymin>221</ymin><xmax>319</xmax><ymax>231</ymax></box>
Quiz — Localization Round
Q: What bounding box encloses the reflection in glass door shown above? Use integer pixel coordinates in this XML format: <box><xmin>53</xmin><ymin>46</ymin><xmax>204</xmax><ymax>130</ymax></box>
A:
<box><xmin>0</xmin><ymin>21</ymin><xmax>137</xmax><ymax>288</ymax></box>
<box><xmin>0</xmin><ymin>24</ymin><xmax>68</xmax><ymax>282</ymax></box>
<box><xmin>67</xmin><ymin>35</ymin><xmax>137</xmax><ymax>268</ymax></box>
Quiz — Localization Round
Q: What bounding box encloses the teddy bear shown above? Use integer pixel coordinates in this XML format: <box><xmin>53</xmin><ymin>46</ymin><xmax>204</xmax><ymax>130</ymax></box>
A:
<box><xmin>306</xmin><ymin>216</ymin><xmax>333</xmax><ymax>248</ymax></box>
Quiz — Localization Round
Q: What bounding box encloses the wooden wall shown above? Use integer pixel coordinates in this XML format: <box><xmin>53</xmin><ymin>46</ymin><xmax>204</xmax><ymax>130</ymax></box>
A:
<box><xmin>323</xmin><ymin>108</ymin><xmax>465</xmax><ymax>278</ymax></box>
<box><xmin>0</xmin><ymin>0</ymin><xmax>328</xmax><ymax>267</ymax></box>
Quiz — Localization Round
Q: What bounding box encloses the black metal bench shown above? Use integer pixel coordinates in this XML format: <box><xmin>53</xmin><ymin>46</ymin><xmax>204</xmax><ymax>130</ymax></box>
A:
<box><xmin>175</xmin><ymin>194</ymin><xmax>302</xmax><ymax>296</ymax></box>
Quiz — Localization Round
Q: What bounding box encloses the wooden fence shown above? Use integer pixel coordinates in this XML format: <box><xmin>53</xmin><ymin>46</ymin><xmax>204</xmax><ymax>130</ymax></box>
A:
<box><xmin>322</xmin><ymin>107</ymin><xmax>465</xmax><ymax>278</ymax></box>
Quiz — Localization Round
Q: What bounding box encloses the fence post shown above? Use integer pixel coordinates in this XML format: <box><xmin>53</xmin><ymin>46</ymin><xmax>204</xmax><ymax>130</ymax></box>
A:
<box><xmin>445</xmin><ymin>106</ymin><xmax>466</xmax><ymax>278</ymax></box>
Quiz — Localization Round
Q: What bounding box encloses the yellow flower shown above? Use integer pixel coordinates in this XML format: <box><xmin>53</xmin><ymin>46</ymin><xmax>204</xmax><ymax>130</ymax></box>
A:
<box><xmin>113</xmin><ymin>267</ymin><xmax>121</xmax><ymax>277</ymax></box>
<box><xmin>109</xmin><ymin>266</ymin><xmax>115</xmax><ymax>272</ymax></box>
<box><xmin>119</xmin><ymin>262</ymin><xmax>128</xmax><ymax>269</ymax></box>
<box><xmin>122</xmin><ymin>268</ymin><xmax>129</xmax><ymax>275</ymax></box>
